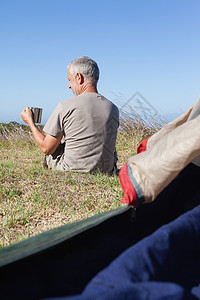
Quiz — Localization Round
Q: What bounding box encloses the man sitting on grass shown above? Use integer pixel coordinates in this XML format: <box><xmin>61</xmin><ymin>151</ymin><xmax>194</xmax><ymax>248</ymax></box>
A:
<box><xmin>21</xmin><ymin>56</ymin><xmax>119</xmax><ymax>174</ymax></box>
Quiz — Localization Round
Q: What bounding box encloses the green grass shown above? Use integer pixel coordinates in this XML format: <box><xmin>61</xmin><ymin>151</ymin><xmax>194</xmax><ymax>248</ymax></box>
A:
<box><xmin>0</xmin><ymin>120</ymin><xmax>162</xmax><ymax>247</ymax></box>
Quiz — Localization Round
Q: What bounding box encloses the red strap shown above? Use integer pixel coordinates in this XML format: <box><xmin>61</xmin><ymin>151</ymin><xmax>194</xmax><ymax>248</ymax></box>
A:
<box><xmin>137</xmin><ymin>137</ymin><xmax>150</xmax><ymax>154</ymax></box>
<box><xmin>119</xmin><ymin>163</ymin><xmax>138</xmax><ymax>206</ymax></box>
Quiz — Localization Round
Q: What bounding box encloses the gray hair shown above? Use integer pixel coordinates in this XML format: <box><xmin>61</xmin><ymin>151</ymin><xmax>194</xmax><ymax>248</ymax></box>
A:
<box><xmin>68</xmin><ymin>56</ymin><xmax>99</xmax><ymax>84</ymax></box>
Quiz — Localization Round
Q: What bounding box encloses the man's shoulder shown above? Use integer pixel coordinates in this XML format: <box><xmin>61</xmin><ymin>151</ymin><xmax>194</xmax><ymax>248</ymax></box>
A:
<box><xmin>60</xmin><ymin>95</ymin><xmax>77</xmax><ymax>106</ymax></box>
<box><xmin>96</xmin><ymin>93</ymin><xmax>119</xmax><ymax>109</ymax></box>
<box><xmin>59</xmin><ymin>93</ymin><xmax>91</xmax><ymax>106</ymax></box>
<box><xmin>59</xmin><ymin>93</ymin><xmax>119</xmax><ymax>113</ymax></box>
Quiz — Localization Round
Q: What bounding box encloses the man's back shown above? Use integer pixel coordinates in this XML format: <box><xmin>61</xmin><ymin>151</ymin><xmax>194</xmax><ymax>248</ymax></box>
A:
<box><xmin>43</xmin><ymin>93</ymin><xmax>119</xmax><ymax>173</ymax></box>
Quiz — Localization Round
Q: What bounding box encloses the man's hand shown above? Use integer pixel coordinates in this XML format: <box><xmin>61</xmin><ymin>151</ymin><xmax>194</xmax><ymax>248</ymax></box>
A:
<box><xmin>21</xmin><ymin>107</ymin><xmax>34</xmax><ymax>125</ymax></box>
<box><xmin>20</xmin><ymin>106</ymin><xmax>63</xmax><ymax>155</ymax></box>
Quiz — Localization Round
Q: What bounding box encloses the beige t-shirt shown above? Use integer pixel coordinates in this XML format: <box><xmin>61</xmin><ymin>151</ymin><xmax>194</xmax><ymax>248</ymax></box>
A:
<box><xmin>43</xmin><ymin>93</ymin><xmax>119</xmax><ymax>173</ymax></box>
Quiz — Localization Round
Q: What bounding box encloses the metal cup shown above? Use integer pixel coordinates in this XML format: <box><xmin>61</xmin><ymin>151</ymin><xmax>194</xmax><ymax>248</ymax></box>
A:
<box><xmin>31</xmin><ymin>107</ymin><xmax>43</xmax><ymax>123</ymax></box>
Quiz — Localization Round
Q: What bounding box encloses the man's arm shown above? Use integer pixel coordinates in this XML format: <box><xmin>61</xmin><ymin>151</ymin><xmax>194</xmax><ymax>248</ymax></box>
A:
<box><xmin>21</xmin><ymin>107</ymin><xmax>63</xmax><ymax>155</ymax></box>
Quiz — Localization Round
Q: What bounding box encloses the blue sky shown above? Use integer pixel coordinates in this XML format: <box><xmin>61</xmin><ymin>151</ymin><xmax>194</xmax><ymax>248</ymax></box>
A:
<box><xmin>1</xmin><ymin>0</ymin><xmax>200</xmax><ymax>124</ymax></box>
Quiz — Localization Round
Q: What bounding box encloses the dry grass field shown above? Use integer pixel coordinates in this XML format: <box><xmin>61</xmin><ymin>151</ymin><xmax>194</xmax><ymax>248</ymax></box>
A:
<box><xmin>0</xmin><ymin>116</ymin><xmax>163</xmax><ymax>247</ymax></box>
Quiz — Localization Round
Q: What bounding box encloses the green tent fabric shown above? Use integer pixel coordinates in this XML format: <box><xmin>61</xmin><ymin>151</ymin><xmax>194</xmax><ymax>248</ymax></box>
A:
<box><xmin>0</xmin><ymin>205</ymin><xmax>129</xmax><ymax>268</ymax></box>
<box><xmin>0</xmin><ymin>163</ymin><xmax>200</xmax><ymax>300</ymax></box>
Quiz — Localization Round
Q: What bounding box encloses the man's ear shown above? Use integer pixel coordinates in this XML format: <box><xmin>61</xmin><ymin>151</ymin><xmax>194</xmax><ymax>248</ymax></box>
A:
<box><xmin>76</xmin><ymin>73</ymin><xmax>84</xmax><ymax>84</ymax></box>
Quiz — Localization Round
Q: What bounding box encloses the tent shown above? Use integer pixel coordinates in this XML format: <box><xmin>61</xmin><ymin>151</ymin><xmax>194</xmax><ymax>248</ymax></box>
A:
<box><xmin>0</xmin><ymin>162</ymin><xmax>200</xmax><ymax>300</ymax></box>
<box><xmin>1</xmin><ymin>98</ymin><xmax>200</xmax><ymax>299</ymax></box>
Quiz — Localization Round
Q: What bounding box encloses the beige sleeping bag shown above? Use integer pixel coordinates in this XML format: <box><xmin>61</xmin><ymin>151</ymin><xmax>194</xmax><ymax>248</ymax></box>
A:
<box><xmin>119</xmin><ymin>97</ymin><xmax>200</xmax><ymax>206</ymax></box>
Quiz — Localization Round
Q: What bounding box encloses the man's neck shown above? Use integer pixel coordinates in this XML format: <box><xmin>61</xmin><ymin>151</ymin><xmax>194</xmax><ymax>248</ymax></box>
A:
<box><xmin>80</xmin><ymin>83</ymin><xmax>98</xmax><ymax>94</ymax></box>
